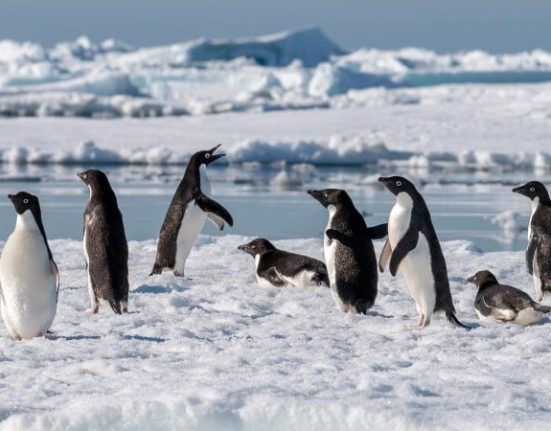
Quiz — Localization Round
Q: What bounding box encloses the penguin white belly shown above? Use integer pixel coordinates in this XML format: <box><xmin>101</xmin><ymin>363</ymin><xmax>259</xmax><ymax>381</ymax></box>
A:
<box><xmin>515</xmin><ymin>307</ymin><xmax>543</xmax><ymax>326</ymax></box>
<box><xmin>0</xmin><ymin>230</ymin><xmax>57</xmax><ymax>339</ymax></box>
<box><xmin>174</xmin><ymin>201</ymin><xmax>208</xmax><ymax>273</ymax></box>
<box><xmin>323</xmin><ymin>205</ymin><xmax>346</xmax><ymax>311</ymax></box>
<box><xmin>388</xmin><ymin>198</ymin><xmax>435</xmax><ymax>317</ymax></box>
<box><xmin>277</xmin><ymin>269</ymin><xmax>319</xmax><ymax>288</ymax></box>
<box><xmin>533</xmin><ymin>259</ymin><xmax>543</xmax><ymax>302</ymax></box>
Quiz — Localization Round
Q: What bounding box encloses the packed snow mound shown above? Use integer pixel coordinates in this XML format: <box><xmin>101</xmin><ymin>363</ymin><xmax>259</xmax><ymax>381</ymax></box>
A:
<box><xmin>2</xmin><ymin>133</ymin><xmax>551</xmax><ymax>170</ymax></box>
<box><xmin>3</xmin><ymin>29</ymin><xmax>551</xmax><ymax>117</ymax></box>
<box><xmin>1</xmin><ymin>236</ymin><xmax>551</xmax><ymax>430</ymax></box>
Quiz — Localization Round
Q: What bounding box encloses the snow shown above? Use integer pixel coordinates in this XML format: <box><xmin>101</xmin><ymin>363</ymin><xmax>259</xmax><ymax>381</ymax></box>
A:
<box><xmin>0</xmin><ymin>82</ymin><xmax>550</xmax><ymax>171</ymax></box>
<box><xmin>3</xmin><ymin>29</ymin><xmax>551</xmax><ymax>118</ymax></box>
<box><xmin>1</xmin><ymin>235</ymin><xmax>550</xmax><ymax>429</ymax></box>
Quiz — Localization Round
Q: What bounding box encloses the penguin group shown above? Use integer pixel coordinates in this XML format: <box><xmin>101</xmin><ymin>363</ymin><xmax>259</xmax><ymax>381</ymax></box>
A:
<box><xmin>1</xmin><ymin>145</ymin><xmax>550</xmax><ymax>340</ymax></box>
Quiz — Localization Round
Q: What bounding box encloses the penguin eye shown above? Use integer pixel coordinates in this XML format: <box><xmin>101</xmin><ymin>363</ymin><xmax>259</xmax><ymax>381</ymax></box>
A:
<box><xmin>251</xmin><ymin>245</ymin><xmax>256</xmax><ymax>249</ymax></box>
<box><xmin>205</xmin><ymin>153</ymin><xmax>211</xmax><ymax>159</ymax></box>
<box><xmin>396</xmin><ymin>181</ymin><xmax>402</xmax><ymax>187</ymax></box>
<box><xmin>530</xmin><ymin>187</ymin><xmax>535</xmax><ymax>192</ymax></box>
<box><xmin>323</xmin><ymin>192</ymin><xmax>329</xmax><ymax>198</ymax></box>
<box><xmin>23</xmin><ymin>198</ymin><xmax>29</xmax><ymax>204</ymax></box>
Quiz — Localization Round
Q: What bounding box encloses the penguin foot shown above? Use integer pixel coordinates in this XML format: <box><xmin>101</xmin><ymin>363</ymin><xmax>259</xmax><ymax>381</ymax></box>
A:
<box><xmin>415</xmin><ymin>314</ymin><xmax>430</xmax><ymax>330</ymax></box>
<box><xmin>174</xmin><ymin>270</ymin><xmax>185</xmax><ymax>277</ymax></box>
<box><xmin>86</xmin><ymin>305</ymin><xmax>99</xmax><ymax>315</ymax></box>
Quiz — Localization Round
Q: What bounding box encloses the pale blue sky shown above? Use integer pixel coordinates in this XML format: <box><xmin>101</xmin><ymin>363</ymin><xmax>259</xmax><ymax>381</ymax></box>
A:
<box><xmin>1</xmin><ymin>0</ymin><xmax>549</xmax><ymax>52</ymax></box>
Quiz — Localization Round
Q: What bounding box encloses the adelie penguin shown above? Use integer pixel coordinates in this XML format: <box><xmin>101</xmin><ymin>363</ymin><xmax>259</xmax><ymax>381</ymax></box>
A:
<box><xmin>307</xmin><ymin>189</ymin><xmax>388</xmax><ymax>314</ymax></box>
<box><xmin>468</xmin><ymin>270</ymin><xmax>551</xmax><ymax>326</ymax></box>
<box><xmin>379</xmin><ymin>176</ymin><xmax>468</xmax><ymax>329</ymax></box>
<box><xmin>238</xmin><ymin>238</ymin><xmax>329</xmax><ymax>288</ymax></box>
<box><xmin>78</xmin><ymin>170</ymin><xmax>129</xmax><ymax>314</ymax></box>
<box><xmin>151</xmin><ymin>145</ymin><xmax>233</xmax><ymax>277</ymax></box>
<box><xmin>0</xmin><ymin>192</ymin><xmax>59</xmax><ymax>340</ymax></box>
<box><xmin>512</xmin><ymin>181</ymin><xmax>551</xmax><ymax>301</ymax></box>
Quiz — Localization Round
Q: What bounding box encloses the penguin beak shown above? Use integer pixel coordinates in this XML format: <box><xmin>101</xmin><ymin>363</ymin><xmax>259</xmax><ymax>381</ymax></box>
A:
<box><xmin>378</xmin><ymin>177</ymin><xmax>389</xmax><ymax>183</ymax></box>
<box><xmin>7</xmin><ymin>194</ymin><xmax>14</xmax><ymax>201</ymax></box>
<box><xmin>208</xmin><ymin>144</ymin><xmax>225</xmax><ymax>164</ymax></box>
<box><xmin>511</xmin><ymin>186</ymin><xmax>522</xmax><ymax>194</ymax></box>
<box><xmin>237</xmin><ymin>244</ymin><xmax>246</xmax><ymax>251</ymax></box>
<box><xmin>467</xmin><ymin>275</ymin><xmax>476</xmax><ymax>284</ymax></box>
<box><xmin>307</xmin><ymin>190</ymin><xmax>324</xmax><ymax>205</ymax></box>
<box><xmin>77</xmin><ymin>172</ymin><xmax>86</xmax><ymax>182</ymax></box>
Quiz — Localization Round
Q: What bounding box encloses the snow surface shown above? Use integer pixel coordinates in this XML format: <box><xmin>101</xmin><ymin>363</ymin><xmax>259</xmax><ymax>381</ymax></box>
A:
<box><xmin>3</xmin><ymin>29</ymin><xmax>551</xmax><ymax>117</ymax></box>
<box><xmin>1</xmin><ymin>236</ymin><xmax>550</xmax><ymax>430</ymax></box>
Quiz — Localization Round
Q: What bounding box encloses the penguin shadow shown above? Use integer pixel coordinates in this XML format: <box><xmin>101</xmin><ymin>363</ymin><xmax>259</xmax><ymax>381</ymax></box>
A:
<box><xmin>46</xmin><ymin>334</ymin><xmax>101</xmax><ymax>341</ymax></box>
<box><xmin>123</xmin><ymin>334</ymin><xmax>166</xmax><ymax>343</ymax></box>
<box><xmin>133</xmin><ymin>283</ymin><xmax>189</xmax><ymax>294</ymax></box>
<box><xmin>367</xmin><ymin>310</ymin><xmax>394</xmax><ymax>319</ymax></box>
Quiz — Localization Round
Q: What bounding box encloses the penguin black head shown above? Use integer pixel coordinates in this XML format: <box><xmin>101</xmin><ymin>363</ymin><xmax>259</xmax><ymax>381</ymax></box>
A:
<box><xmin>378</xmin><ymin>176</ymin><xmax>417</xmax><ymax>196</ymax></box>
<box><xmin>8</xmin><ymin>191</ymin><xmax>40</xmax><ymax>215</ymax></box>
<box><xmin>512</xmin><ymin>181</ymin><xmax>550</xmax><ymax>202</ymax></box>
<box><xmin>190</xmin><ymin>144</ymin><xmax>226</xmax><ymax>167</ymax></box>
<box><xmin>307</xmin><ymin>189</ymin><xmax>352</xmax><ymax>208</ymax></box>
<box><xmin>467</xmin><ymin>270</ymin><xmax>498</xmax><ymax>288</ymax></box>
<box><xmin>237</xmin><ymin>238</ymin><xmax>276</xmax><ymax>257</ymax></box>
<box><xmin>77</xmin><ymin>169</ymin><xmax>111</xmax><ymax>189</ymax></box>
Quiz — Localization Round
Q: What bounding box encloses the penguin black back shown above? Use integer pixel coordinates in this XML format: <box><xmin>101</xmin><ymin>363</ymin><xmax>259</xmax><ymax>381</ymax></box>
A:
<box><xmin>78</xmin><ymin>169</ymin><xmax>128</xmax><ymax>314</ymax></box>
<box><xmin>151</xmin><ymin>145</ymin><xmax>233</xmax><ymax>276</ymax></box>
<box><xmin>308</xmin><ymin>189</ymin><xmax>387</xmax><ymax>313</ymax></box>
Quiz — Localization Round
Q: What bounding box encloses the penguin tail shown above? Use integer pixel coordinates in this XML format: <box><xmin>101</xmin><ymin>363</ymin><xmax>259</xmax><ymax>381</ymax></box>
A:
<box><xmin>109</xmin><ymin>300</ymin><xmax>123</xmax><ymax>315</ymax></box>
<box><xmin>446</xmin><ymin>310</ymin><xmax>471</xmax><ymax>330</ymax></box>
<box><xmin>149</xmin><ymin>264</ymin><xmax>162</xmax><ymax>276</ymax></box>
<box><xmin>534</xmin><ymin>304</ymin><xmax>551</xmax><ymax>313</ymax></box>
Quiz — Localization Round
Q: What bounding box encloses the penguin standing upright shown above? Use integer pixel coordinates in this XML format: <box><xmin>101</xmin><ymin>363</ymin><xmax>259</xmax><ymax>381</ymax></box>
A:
<box><xmin>378</xmin><ymin>176</ymin><xmax>468</xmax><ymax>329</ymax></box>
<box><xmin>0</xmin><ymin>192</ymin><xmax>59</xmax><ymax>340</ymax></box>
<box><xmin>78</xmin><ymin>170</ymin><xmax>128</xmax><ymax>314</ymax></box>
<box><xmin>238</xmin><ymin>238</ymin><xmax>329</xmax><ymax>288</ymax></box>
<box><xmin>151</xmin><ymin>145</ymin><xmax>233</xmax><ymax>277</ymax></box>
<box><xmin>512</xmin><ymin>181</ymin><xmax>551</xmax><ymax>301</ymax></box>
<box><xmin>307</xmin><ymin>189</ymin><xmax>387</xmax><ymax>314</ymax></box>
<box><xmin>468</xmin><ymin>270</ymin><xmax>551</xmax><ymax>326</ymax></box>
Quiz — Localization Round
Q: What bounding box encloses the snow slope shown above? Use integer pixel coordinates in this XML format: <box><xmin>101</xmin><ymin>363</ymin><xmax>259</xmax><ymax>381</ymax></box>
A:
<box><xmin>1</xmin><ymin>236</ymin><xmax>550</xmax><ymax>430</ymax></box>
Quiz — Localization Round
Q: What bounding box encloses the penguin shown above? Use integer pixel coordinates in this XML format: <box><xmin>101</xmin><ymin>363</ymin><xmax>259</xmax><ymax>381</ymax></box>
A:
<box><xmin>0</xmin><ymin>192</ymin><xmax>59</xmax><ymax>340</ymax></box>
<box><xmin>512</xmin><ymin>181</ymin><xmax>551</xmax><ymax>301</ymax></box>
<box><xmin>237</xmin><ymin>238</ymin><xmax>329</xmax><ymax>288</ymax></box>
<box><xmin>307</xmin><ymin>189</ymin><xmax>388</xmax><ymax>314</ymax></box>
<box><xmin>468</xmin><ymin>270</ymin><xmax>551</xmax><ymax>325</ymax></box>
<box><xmin>151</xmin><ymin>145</ymin><xmax>233</xmax><ymax>277</ymax></box>
<box><xmin>378</xmin><ymin>176</ymin><xmax>468</xmax><ymax>329</ymax></box>
<box><xmin>78</xmin><ymin>169</ymin><xmax>128</xmax><ymax>315</ymax></box>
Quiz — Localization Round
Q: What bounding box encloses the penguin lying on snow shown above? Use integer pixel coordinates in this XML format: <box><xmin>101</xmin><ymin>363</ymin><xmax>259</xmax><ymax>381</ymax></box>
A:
<box><xmin>78</xmin><ymin>170</ymin><xmax>129</xmax><ymax>315</ymax></box>
<box><xmin>512</xmin><ymin>181</ymin><xmax>551</xmax><ymax>301</ymax></box>
<box><xmin>151</xmin><ymin>145</ymin><xmax>233</xmax><ymax>277</ymax></box>
<box><xmin>308</xmin><ymin>189</ymin><xmax>388</xmax><ymax>314</ymax></box>
<box><xmin>378</xmin><ymin>176</ymin><xmax>468</xmax><ymax>329</ymax></box>
<box><xmin>0</xmin><ymin>192</ymin><xmax>59</xmax><ymax>340</ymax></box>
<box><xmin>238</xmin><ymin>238</ymin><xmax>329</xmax><ymax>288</ymax></box>
<box><xmin>468</xmin><ymin>270</ymin><xmax>551</xmax><ymax>326</ymax></box>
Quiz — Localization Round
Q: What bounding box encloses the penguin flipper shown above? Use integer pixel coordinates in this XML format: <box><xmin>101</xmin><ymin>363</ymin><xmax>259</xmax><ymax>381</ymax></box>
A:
<box><xmin>526</xmin><ymin>237</ymin><xmax>538</xmax><ymax>275</ymax></box>
<box><xmin>379</xmin><ymin>240</ymin><xmax>392</xmax><ymax>273</ymax></box>
<box><xmin>367</xmin><ymin>223</ymin><xmax>388</xmax><ymax>239</ymax></box>
<box><xmin>325</xmin><ymin>229</ymin><xmax>356</xmax><ymax>248</ymax></box>
<box><xmin>389</xmin><ymin>227</ymin><xmax>419</xmax><ymax>276</ymax></box>
<box><xmin>196</xmin><ymin>194</ymin><xmax>234</xmax><ymax>229</ymax></box>
<box><xmin>259</xmin><ymin>267</ymin><xmax>286</xmax><ymax>287</ymax></box>
<box><xmin>50</xmin><ymin>259</ymin><xmax>60</xmax><ymax>296</ymax></box>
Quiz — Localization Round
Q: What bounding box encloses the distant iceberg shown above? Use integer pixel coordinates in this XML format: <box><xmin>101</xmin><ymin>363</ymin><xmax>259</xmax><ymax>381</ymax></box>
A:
<box><xmin>2</xmin><ymin>28</ymin><xmax>551</xmax><ymax>117</ymax></box>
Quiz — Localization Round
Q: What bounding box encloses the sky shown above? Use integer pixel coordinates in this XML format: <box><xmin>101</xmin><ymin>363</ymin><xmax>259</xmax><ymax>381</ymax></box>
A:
<box><xmin>1</xmin><ymin>0</ymin><xmax>550</xmax><ymax>52</ymax></box>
